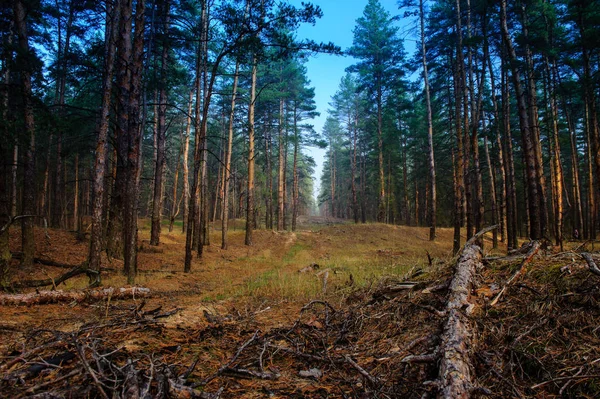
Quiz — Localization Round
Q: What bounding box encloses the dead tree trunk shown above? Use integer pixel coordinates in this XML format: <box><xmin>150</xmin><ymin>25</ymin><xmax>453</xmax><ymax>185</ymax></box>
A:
<box><xmin>437</xmin><ymin>242</ymin><xmax>482</xmax><ymax>398</ymax></box>
<box><xmin>0</xmin><ymin>287</ymin><xmax>151</xmax><ymax>306</ymax></box>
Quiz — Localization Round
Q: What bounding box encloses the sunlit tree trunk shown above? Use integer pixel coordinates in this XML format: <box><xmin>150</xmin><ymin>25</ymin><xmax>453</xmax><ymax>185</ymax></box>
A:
<box><xmin>484</xmin><ymin>137</ymin><xmax>498</xmax><ymax>248</ymax></box>
<box><xmin>182</xmin><ymin>90</ymin><xmax>192</xmax><ymax>233</ymax></box>
<box><xmin>222</xmin><ymin>61</ymin><xmax>239</xmax><ymax>250</ymax></box>
<box><xmin>545</xmin><ymin>57</ymin><xmax>564</xmax><ymax>249</ymax></box>
<box><xmin>562</xmin><ymin>95</ymin><xmax>584</xmax><ymax>238</ymax></box>
<box><xmin>500</xmin><ymin>0</ymin><xmax>542</xmax><ymax>240</ymax></box>
<box><xmin>169</xmin><ymin>130</ymin><xmax>183</xmax><ymax>232</ymax></box>
<box><xmin>521</xmin><ymin>7</ymin><xmax>548</xmax><ymax>238</ymax></box>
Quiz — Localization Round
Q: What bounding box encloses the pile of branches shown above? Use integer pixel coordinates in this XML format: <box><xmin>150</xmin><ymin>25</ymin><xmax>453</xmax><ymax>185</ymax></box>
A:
<box><xmin>0</xmin><ymin>302</ymin><xmax>223</xmax><ymax>399</ymax></box>
<box><xmin>477</xmin><ymin>247</ymin><xmax>600</xmax><ymax>398</ymax></box>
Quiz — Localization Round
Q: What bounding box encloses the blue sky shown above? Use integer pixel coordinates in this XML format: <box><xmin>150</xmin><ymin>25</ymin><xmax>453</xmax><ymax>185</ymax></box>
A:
<box><xmin>289</xmin><ymin>0</ymin><xmax>417</xmax><ymax>203</ymax></box>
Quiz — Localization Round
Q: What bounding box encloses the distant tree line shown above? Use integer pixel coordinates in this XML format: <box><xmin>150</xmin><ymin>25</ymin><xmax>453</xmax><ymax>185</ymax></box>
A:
<box><xmin>320</xmin><ymin>0</ymin><xmax>600</xmax><ymax>254</ymax></box>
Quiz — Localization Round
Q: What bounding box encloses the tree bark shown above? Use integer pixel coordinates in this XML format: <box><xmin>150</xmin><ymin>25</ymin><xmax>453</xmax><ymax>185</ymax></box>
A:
<box><xmin>14</xmin><ymin>0</ymin><xmax>37</xmax><ymax>268</ymax></box>
<box><xmin>546</xmin><ymin>58</ymin><xmax>564</xmax><ymax>249</ymax></box>
<box><xmin>88</xmin><ymin>0</ymin><xmax>120</xmax><ymax>284</ymax></box>
<box><xmin>0</xmin><ymin>287</ymin><xmax>151</xmax><ymax>306</ymax></box>
<box><xmin>150</xmin><ymin>0</ymin><xmax>170</xmax><ymax>246</ymax></box>
<box><xmin>500</xmin><ymin>0</ymin><xmax>542</xmax><ymax>240</ymax></box>
<box><xmin>484</xmin><ymin>137</ymin><xmax>498</xmax><ymax>248</ymax></box>
<box><xmin>222</xmin><ymin>61</ymin><xmax>239</xmax><ymax>250</ymax></box>
<box><xmin>277</xmin><ymin>96</ymin><xmax>285</xmax><ymax>230</ymax></box>
<box><xmin>488</xmin><ymin>53</ymin><xmax>507</xmax><ymax>244</ymax></box>
<box><xmin>420</xmin><ymin>0</ymin><xmax>436</xmax><ymax>241</ymax></box>
<box><xmin>169</xmin><ymin>130</ymin><xmax>183</xmax><ymax>232</ymax></box>
<box><xmin>73</xmin><ymin>154</ymin><xmax>79</xmax><ymax>231</ymax></box>
<box><xmin>376</xmin><ymin>83</ymin><xmax>385</xmax><ymax>223</ymax></box>
<box><xmin>182</xmin><ymin>90</ymin><xmax>193</xmax><ymax>233</ymax></box>
<box><xmin>122</xmin><ymin>0</ymin><xmax>145</xmax><ymax>284</ymax></box>
<box><xmin>245</xmin><ymin>59</ymin><xmax>257</xmax><ymax>246</ymax></box>
<box><xmin>437</xmin><ymin>243</ymin><xmax>481</xmax><ymax>398</ymax></box>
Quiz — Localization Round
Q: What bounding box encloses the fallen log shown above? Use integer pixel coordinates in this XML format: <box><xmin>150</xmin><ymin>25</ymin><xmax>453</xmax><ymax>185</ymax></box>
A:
<box><xmin>437</xmin><ymin>243</ymin><xmax>482</xmax><ymax>399</ymax></box>
<box><xmin>8</xmin><ymin>265</ymin><xmax>96</xmax><ymax>289</ymax></box>
<box><xmin>490</xmin><ymin>241</ymin><xmax>541</xmax><ymax>307</ymax></box>
<box><xmin>12</xmin><ymin>252</ymin><xmax>79</xmax><ymax>269</ymax></box>
<box><xmin>0</xmin><ymin>287</ymin><xmax>150</xmax><ymax>306</ymax></box>
<box><xmin>580</xmin><ymin>253</ymin><xmax>600</xmax><ymax>277</ymax></box>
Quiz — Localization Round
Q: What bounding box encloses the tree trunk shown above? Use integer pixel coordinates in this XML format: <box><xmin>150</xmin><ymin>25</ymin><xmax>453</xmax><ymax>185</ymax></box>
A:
<box><xmin>150</xmin><ymin>0</ymin><xmax>170</xmax><ymax>246</ymax></box>
<box><xmin>73</xmin><ymin>154</ymin><xmax>79</xmax><ymax>231</ymax></box>
<box><xmin>14</xmin><ymin>0</ymin><xmax>37</xmax><ymax>268</ymax></box>
<box><xmin>222</xmin><ymin>61</ymin><xmax>239</xmax><ymax>250</ymax></box>
<box><xmin>181</xmin><ymin>90</ymin><xmax>193</xmax><ymax>233</ymax></box>
<box><xmin>563</xmin><ymin>98</ymin><xmax>584</xmax><ymax>239</ymax></box>
<box><xmin>115</xmin><ymin>0</ymin><xmax>145</xmax><ymax>284</ymax></box>
<box><xmin>585</xmin><ymin>103</ymin><xmax>595</xmax><ymax>239</ymax></box>
<box><xmin>401</xmin><ymin>125</ymin><xmax>410</xmax><ymax>226</ymax></box>
<box><xmin>376</xmin><ymin>83</ymin><xmax>385</xmax><ymax>223</ymax></box>
<box><xmin>500</xmin><ymin>0</ymin><xmax>542</xmax><ymax>240</ymax></box>
<box><xmin>11</xmin><ymin>145</ymin><xmax>18</xmax><ymax>218</ymax></box>
<box><xmin>292</xmin><ymin>103</ymin><xmax>299</xmax><ymax>232</ymax></box>
<box><xmin>484</xmin><ymin>137</ymin><xmax>498</xmax><ymax>248</ymax></box>
<box><xmin>330</xmin><ymin>140</ymin><xmax>336</xmax><ymax>218</ymax></box>
<box><xmin>245</xmin><ymin>59</ymin><xmax>257</xmax><ymax>246</ymax></box>
<box><xmin>169</xmin><ymin>130</ymin><xmax>183</xmax><ymax>232</ymax></box>
<box><xmin>545</xmin><ymin>58</ymin><xmax>564</xmax><ymax>249</ymax></box>
<box><xmin>265</xmin><ymin>109</ymin><xmax>273</xmax><ymax>230</ymax></box>
<box><xmin>421</xmin><ymin>0</ymin><xmax>436</xmax><ymax>241</ymax></box>
<box><xmin>351</xmin><ymin>107</ymin><xmax>359</xmax><ymax>224</ymax></box>
<box><xmin>277</xmin><ymin>97</ymin><xmax>285</xmax><ymax>230</ymax></box>
<box><xmin>455</xmin><ymin>0</ymin><xmax>472</xmax><ymax>239</ymax></box>
<box><xmin>521</xmin><ymin>8</ymin><xmax>548</xmax><ymax>239</ymax></box>
<box><xmin>87</xmin><ymin>0</ymin><xmax>119</xmax><ymax>284</ymax></box>
<box><xmin>488</xmin><ymin>52</ymin><xmax>507</xmax><ymax>244</ymax></box>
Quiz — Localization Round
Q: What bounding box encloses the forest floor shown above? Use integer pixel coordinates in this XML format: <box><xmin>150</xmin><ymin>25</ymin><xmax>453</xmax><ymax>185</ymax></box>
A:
<box><xmin>1</xmin><ymin>217</ymin><xmax>599</xmax><ymax>398</ymax></box>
